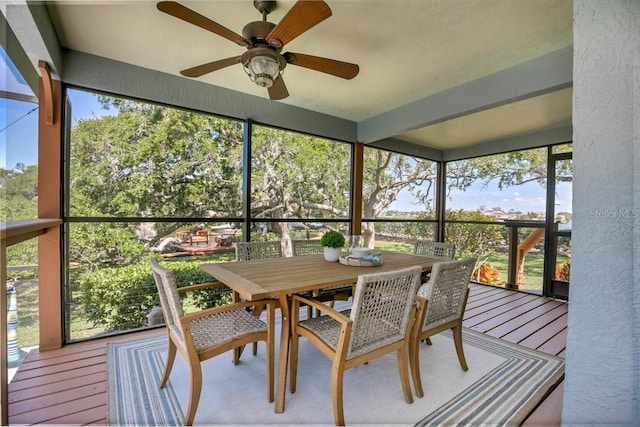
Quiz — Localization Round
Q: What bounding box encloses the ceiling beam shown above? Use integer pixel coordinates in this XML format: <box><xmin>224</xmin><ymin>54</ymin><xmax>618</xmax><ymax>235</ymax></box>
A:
<box><xmin>1</xmin><ymin>1</ymin><xmax>63</xmax><ymax>91</ymax></box>
<box><xmin>442</xmin><ymin>124</ymin><xmax>573</xmax><ymax>161</ymax></box>
<box><xmin>367</xmin><ymin>138</ymin><xmax>443</xmax><ymax>161</ymax></box>
<box><xmin>357</xmin><ymin>45</ymin><xmax>573</xmax><ymax>144</ymax></box>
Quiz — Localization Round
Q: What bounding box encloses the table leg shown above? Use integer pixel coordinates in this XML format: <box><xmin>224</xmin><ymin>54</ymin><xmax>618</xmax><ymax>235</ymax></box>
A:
<box><xmin>274</xmin><ymin>294</ymin><xmax>291</xmax><ymax>413</ymax></box>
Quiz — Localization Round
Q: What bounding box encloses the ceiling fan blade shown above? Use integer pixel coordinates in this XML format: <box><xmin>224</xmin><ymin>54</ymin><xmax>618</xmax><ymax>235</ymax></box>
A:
<box><xmin>266</xmin><ymin>1</ymin><xmax>332</xmax><ymax>48</ymax></box>
<box><xmin>284</xmin><ymin>52</ymin><xmax>359</xmax><ymax>80</ymax></box>
<box><xmin>180</xmin><ymin>57</ymin><xmax>240</xmax><ymax>78</ymax></box>
<box><xmin>157</xmin><ymin>1</ymin><xmax>249</xmax><ymax>46</ymax></box>
<box><xmin>268</xmin><ymin>75</ymin><xmax>289</xmax><ymax>100</ymax></box>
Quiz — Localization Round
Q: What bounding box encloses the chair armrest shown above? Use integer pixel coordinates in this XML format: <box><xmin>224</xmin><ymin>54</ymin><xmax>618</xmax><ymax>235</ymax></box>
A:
<box><xmin>412</xmin><ymin>295</ymin><xmax>428</xmax><ymax>336</ymax></box>
<box><xmin>292</xmin><ymin>294</ymin><xmax>351</xmax><ymax>326</ymax></box>
<box><xmin>414</xmin><ymin>295</ymin><xmax>427</xmax><ymax>307</ymax></box>
<box><xmin>177</xmin><ymin>281</ymin><xmax>227</xmax><ymax>293</ymax></box>
<box><xmin>180</xmin><ymin>298</ymin><xmax>276</xmax><ymax>323</ymax></box>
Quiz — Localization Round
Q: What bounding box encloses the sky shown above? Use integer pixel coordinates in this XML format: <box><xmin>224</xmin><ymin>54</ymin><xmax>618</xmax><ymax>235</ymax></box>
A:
<box><xmin>0</xmin><ymin>87</ymin><xmax>116</xmax><ymax>170</ymax></box>
<box><xmin>67</xmin><ymin>89</ymin><xmax>118</xmax><ymax>125</ymax></box>
<box><xmin>1</xmin><ymin>52</ymin><xmax>571</xmax><ymax>215</ymax></box>
<box><xmin>1</xmin><ymin>46</ymin><xmax>39</xmax><ymax>169</ymax></box>
<box><xmin>388</xmin><ymin>178</ymin><xmax>571</xmax><ymax>214</ymax></box>
<box><xmin>443</xmin><ymin>179</ymin><xmax>571</xmax><ymax>213</ymax></box>
<box><xmin>1</xmin><ymin>98</ymin><xmax>39</xmax><ymax>169</ymax></box>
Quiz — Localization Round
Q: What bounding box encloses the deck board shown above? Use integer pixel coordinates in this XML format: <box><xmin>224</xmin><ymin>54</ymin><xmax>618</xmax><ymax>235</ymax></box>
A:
<box><xmin>468</xmin><ymin>298</ymin><xmax>561</xmax><ymax>333</ymax></box>
<box><xmin>499</xmin><ymin>304</ymin><xmax>568</xmax><ymax>343</ymax></box>
<box><xmin>17</xmin><ymin>348</ymin><xmax>106</xmax><ymax>370</ymax></box>
<box><xmin>538</xmin><ymin>327</ymin><xmax>568</xmax><ymax>357</ymax></box>
<box><xmin>8</xmin><ymin>284</ymin><xmax>566</xmax><ymax>425</ymax></box>
<box><xmin>9</xmin><ymin>372</ymin><xmax>106</xmax><ymax>403</ymax></box>
<box><xmin>464</xmin><ymin>293</ymin><xmax>538</xmax><ymax>322</ymax></box>
<box><xmin>514</xmin><ymin>313</ymin><xmax>568</xmax><ymax>348</ymax></box>
<box><xmin>522</xmin><ymin>382</ymin><xmax>565</xmax><ymax>426</ymax></box>
<box><xmin>10</xmin><ymin>382</ymin><xmax>106</xmax><ymax>417</ymax></box>
<box><xmin>47</xmin><ymin>405</ymin><xmax>108</xmax><ymax>426</ymax></box>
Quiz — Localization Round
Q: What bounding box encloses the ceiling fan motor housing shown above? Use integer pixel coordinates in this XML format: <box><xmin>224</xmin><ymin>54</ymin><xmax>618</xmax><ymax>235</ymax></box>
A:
<box><xmin>242</xmin><ymin>20</ymin><xmax>277</xmax><ymax>44</ymax></box>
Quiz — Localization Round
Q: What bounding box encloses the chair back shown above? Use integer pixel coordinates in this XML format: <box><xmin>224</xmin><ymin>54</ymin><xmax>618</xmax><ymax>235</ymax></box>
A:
<box><xmin>417</xmin><ymin>258</ymin><xmax>476</xmax><ymax>331</ymax></box>
<box><xmin>413</xmin><ymin>240</ymin><xmax>455</xmax><ymax>259</ymax></box>
<box><xmin>347</xmin><ymin>266</ymin><xmax>422</xmax><ymax>359</ymax></box>
<box><xmin>236</xmin><ymin>241</ymin><xmax>282</xmax><ymax>261</ymax></box>
<box><xmin>149</xmin><ymin>258</ymin><xmax>185</xmax><ymax>344</ymax></box>
<box><xmin>291</xmin><ymin>239</ymin><xmax>323</xmax><ymax>256</ymax></box>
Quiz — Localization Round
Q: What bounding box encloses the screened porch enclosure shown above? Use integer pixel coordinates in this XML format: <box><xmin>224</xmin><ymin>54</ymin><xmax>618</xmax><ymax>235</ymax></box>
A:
<box><xmin>36</xmin><ymin>87</ymin><xmax>572</xmax><ymax>343</ymax></box>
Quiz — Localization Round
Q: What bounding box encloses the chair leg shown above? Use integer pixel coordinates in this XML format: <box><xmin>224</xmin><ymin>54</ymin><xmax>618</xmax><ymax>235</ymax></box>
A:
<box><xmin>330</xmin><ymin>364</ymin><xmax>346</xmax><ymax>426</ymax></box>
<box><xmin>184</xmin><ymin>362</ymin><xmax>203</xmax><ymax>426</ymax></box>
<box><xmin>289</xmin><ymin>325</ymin><xmax>300</xmax><ymax>393</ymax></box>
<box><xmin>160</xmin><ymin>338</ymin><xmax>177</xmax><ymax>388</ymax></box>
<box><xmin>452</xmin><ymin>324</ymin><xmax>468</xmax><ymax>371</ymax></box>
<box><xmin>409</xmin><ymin>334</ymin><xmax>424</xmax><ymax>398</ymax></box>
<box><xmin>233</xmin><ymin>347</ymin><xmax>241</xmax><ymax>365</ymax></box>
<box><xmin>252</xmin><ymin>303</ymin><xmax>266</xmax><ymax>356</ymax></box>
<box><xmin>397</xmin><ymin>346</ymin><xmax>414</xmax><ymax>404</ymax></box>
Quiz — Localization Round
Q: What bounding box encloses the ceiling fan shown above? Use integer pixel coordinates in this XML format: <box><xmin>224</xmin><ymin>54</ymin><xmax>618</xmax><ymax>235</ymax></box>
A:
<box><xmin>157</xmin><ymin>0</ymin><xmax>360</xmax><ymax>100</ymax></box>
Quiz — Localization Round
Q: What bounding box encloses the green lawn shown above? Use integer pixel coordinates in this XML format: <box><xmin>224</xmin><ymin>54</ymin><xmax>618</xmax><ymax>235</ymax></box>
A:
<box><xmin>11</xmin><ymin>279</ymin><xmax>39</xmax><ymax>348</ymax></box>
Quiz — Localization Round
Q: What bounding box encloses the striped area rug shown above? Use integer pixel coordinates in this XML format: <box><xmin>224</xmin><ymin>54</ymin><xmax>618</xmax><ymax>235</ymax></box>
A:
<box><xmin>107</xmin><ymin>328</ymin><xmax>563</xmax><ymax>426</ymax></box>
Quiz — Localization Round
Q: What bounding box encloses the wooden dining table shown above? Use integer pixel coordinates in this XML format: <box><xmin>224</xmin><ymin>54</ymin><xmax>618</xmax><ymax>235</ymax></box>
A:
<box><xmin>200</xmin><ymin>250</ymin><xmax>439</xmax><ymax>413</ymax></box>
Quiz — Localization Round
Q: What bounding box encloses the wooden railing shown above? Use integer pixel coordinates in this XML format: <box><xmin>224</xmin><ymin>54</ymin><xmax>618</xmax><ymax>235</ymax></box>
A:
<box><xmin>1</xmin><ymin>218</ymin><xmax>61</xmax><ymax>425</ymax></box>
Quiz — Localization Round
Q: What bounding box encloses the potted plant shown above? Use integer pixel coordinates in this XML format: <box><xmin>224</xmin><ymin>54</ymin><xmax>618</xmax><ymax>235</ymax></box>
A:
<box><xmin>320</xmin><ymin>230</ymin><xmax>346</xmax><ymax>262</ymax></box>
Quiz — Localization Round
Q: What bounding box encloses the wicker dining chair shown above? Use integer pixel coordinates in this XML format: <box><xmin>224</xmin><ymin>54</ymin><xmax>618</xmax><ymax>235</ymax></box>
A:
<box><xmin>413</xmin><ymin>240</ymin><xmax>455</xmax><ymax>282</ymax></box>
<box><xmin>236</xmin><ymin>240</ymin><xmax>282</xmax><ymax>261</ymax></box>
<box><xmin>290</xmin><ymin>265</ymin><xmax>422</xmax><ymax>426</ymax></box>
<box><xmin>409</xmin><ymin>257</ymin><xmax>476</xmax><ymax>398</ymax></box>
<box><xmin>291</xmin><ymin>239</ymin><xmax>323</xmax><ymax>256</ymax></box>
<box><xmin>291</xmin><ymin>239</ymin><xmax>351</xmax><ymax>317</ymax></box>
<box><xmin>413</xmin><ymin>240</ymin><xmax>455</xmax><ymax>259</ymax></box>
<box><xmin>236</xmin><ymin>241</ymin><xmax>283</xmax><ymax>356</ymax></box>
<box><xmin>149</xmin><ymin>258</ymin><xmax>275</xmax><ymax>425</ymax></box>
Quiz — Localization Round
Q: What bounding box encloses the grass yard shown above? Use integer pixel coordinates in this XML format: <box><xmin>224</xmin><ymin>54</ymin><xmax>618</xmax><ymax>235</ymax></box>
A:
<box><xmin>11</xmin><ymin>279</ymin><xmax>39</xmax><ymax>348</ymax></box>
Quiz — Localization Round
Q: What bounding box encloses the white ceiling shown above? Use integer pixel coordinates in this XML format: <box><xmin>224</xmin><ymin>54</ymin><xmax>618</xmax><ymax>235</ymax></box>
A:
<box><xmin>45</xmin><ymin>0</ymin><xmax>574</xmax><ymax>151</ymax></box>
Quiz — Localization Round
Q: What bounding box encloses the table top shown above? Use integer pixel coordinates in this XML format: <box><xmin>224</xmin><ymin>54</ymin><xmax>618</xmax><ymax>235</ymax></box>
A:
<box><xmin>200</xmin><ymin>250</ymin><xmax>438</xmax><ymax>301</ymax></box>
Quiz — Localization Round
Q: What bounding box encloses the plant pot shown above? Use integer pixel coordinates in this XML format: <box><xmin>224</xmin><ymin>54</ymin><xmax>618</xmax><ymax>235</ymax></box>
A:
<box><xmin>323</xmin><ymin>247</ymin><xmax>342</xmax><ymax>262</ymax></box>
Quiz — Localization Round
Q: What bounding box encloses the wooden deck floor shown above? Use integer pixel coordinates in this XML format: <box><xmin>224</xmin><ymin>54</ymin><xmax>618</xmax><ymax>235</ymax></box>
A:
<box><xmin>8</xmin><ymin>283</ymin><xmax>567</xmax><ymax>425</ymax></box>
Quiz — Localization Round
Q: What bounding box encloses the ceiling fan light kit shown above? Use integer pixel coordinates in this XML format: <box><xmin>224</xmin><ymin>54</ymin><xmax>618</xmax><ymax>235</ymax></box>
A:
<box><xmin>241</xmin><ymin>47</ymin><xmax>285</xmax><ymax>88</ymax></box>
<box><xmin>157</xmin><ymin>0</ymin><xmax>359</xmax><ymax>100</ymax></box>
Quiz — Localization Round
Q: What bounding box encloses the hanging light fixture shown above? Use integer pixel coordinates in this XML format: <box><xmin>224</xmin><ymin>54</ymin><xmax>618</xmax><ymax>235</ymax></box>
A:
<box><xmin>241</xmin><ymin>47</ymin><xmax>285</xmax><ymax>88</ymax></box>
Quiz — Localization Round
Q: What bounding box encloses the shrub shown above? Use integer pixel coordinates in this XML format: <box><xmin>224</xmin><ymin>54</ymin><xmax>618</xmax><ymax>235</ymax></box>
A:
<box><xmin>79</xmin><ymin>258</ymin><xmax>228</xmax><ymax>332</ymax></box>
<box><xmin>444</xmin><ymin>210</ymin><xmax>503</xmax><ymax>260</ymax></box>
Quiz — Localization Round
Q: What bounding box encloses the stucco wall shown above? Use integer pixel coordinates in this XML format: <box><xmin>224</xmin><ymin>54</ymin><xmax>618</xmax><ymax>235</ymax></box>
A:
<box><xmin>564</xmin><ymin>0</ymin><xmax>640</xmax><ymax>424</ymax></box>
